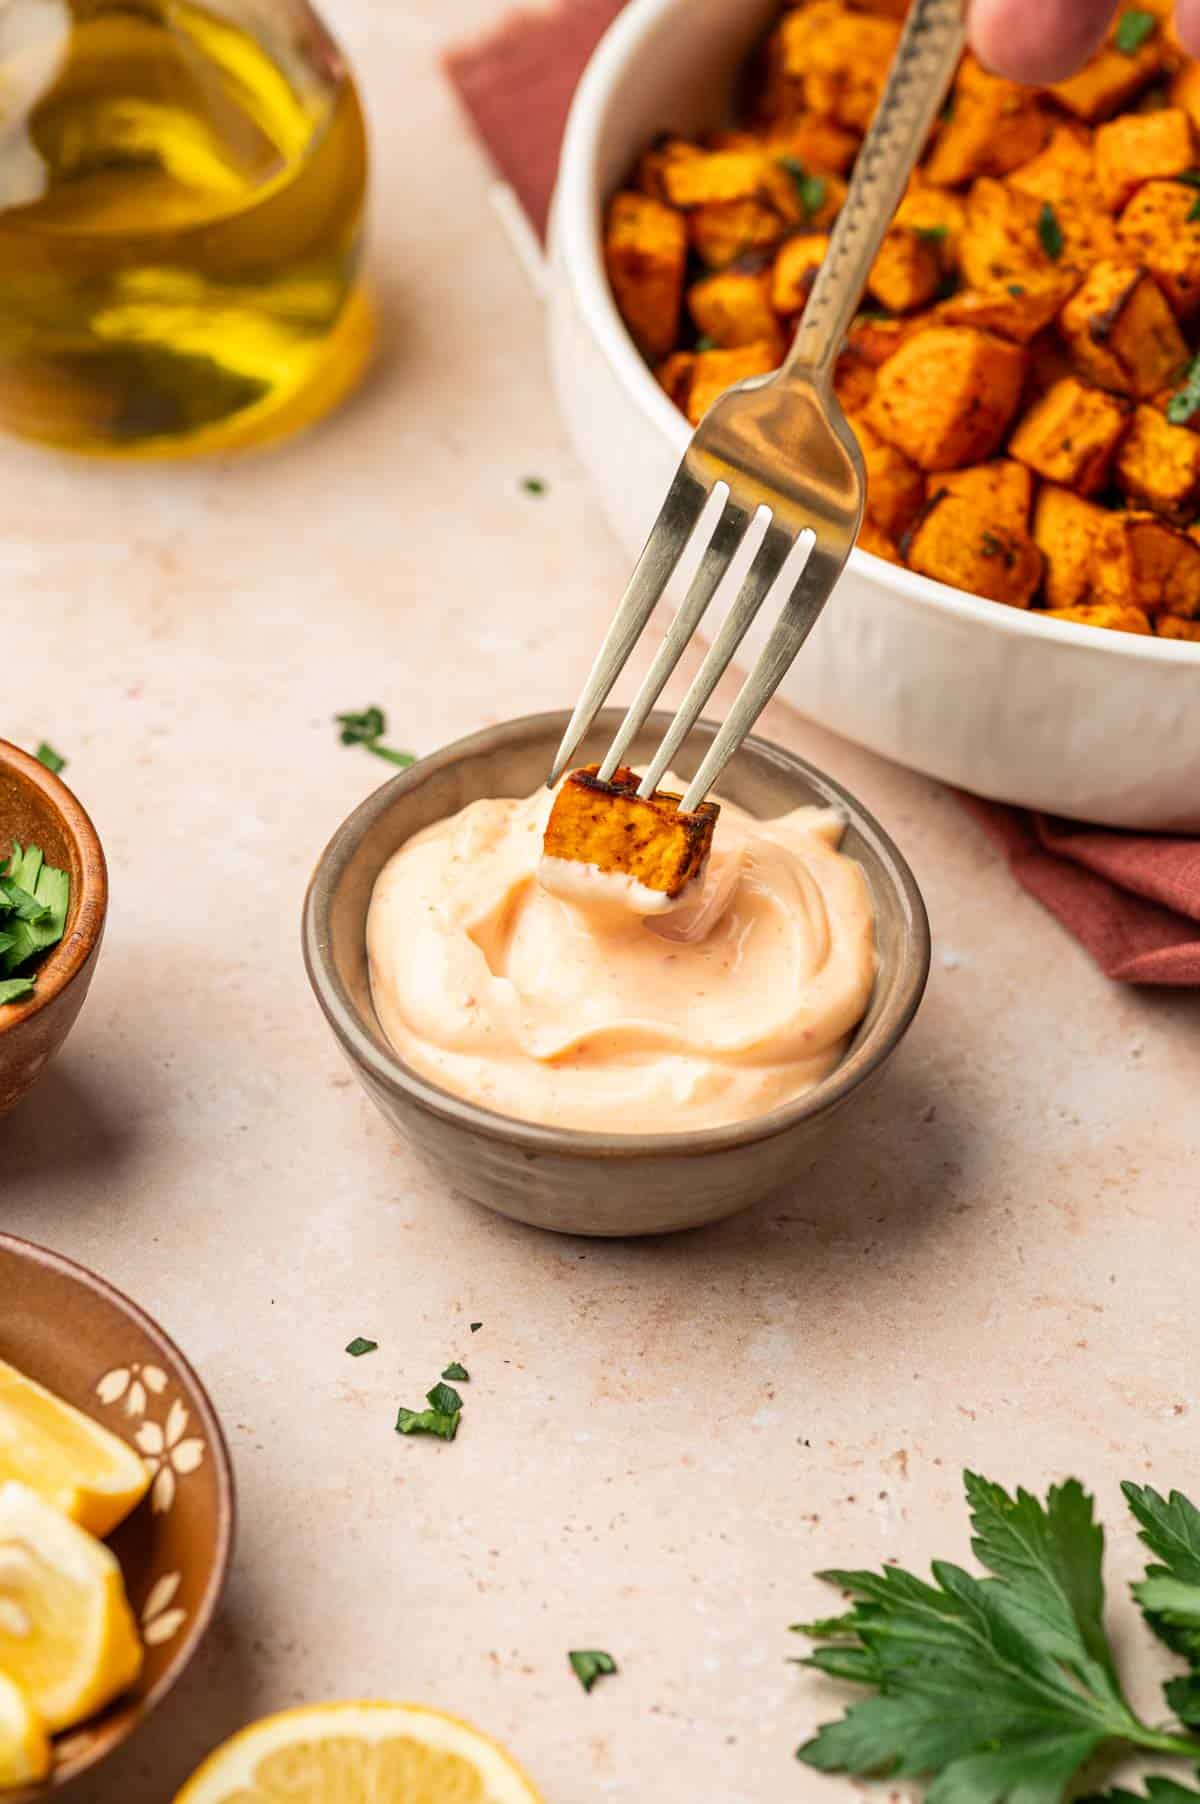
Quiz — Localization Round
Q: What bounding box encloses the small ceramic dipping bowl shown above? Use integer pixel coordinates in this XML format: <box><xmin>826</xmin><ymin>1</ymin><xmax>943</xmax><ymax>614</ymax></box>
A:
<box><xmin>303</xmin><ymin>711</ymin><xmax>930</xmax><ymax>1237</ymax></box>
<box><xmin>0</xmin><ymin>1233</ymin><xmax>235</xmax><ymax>1800</ymax></box>
<box><xmin>0</xmin><ymin>740</ymin><xmax>107</xmax><ymax>1117</ymax></box>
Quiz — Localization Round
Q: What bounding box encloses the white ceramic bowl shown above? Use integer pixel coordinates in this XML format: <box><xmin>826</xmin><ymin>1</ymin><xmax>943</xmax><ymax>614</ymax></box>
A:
<box><xmin>547</xmin><ymin>0</ymin><xmax>1200</xmax><ymax>830</ymax></box>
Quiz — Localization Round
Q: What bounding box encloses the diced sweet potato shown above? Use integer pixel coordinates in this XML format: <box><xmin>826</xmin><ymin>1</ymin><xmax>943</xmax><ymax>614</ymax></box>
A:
<box><xmin>688</xmin><ymin>267</ymin><xmax>780</xmax><ymax>348</ymax></box>
<box><xmin>1008</xmin><ymin>124</ymin><xmax>1097</xmax><ymax>208</ymax></box>
<box><xmin>1115</xmin><ymin>402</ymin><xmax>1200</xmax><ymax>518</ymax></box>
<box><xmin>904</xmin><ymin>492</ymin><xmax>1042</xmax><ymax>606</ymax></box>
<box><xmin>848</xmin><ymin>415</ymin><xmax>926</xmax><ymax>539</ymax></box>
<box><xmin>867</xmin><ymin>326</ymin><xmax>1027</xmax><ymax>471</ymax></box>
<box><xmin>1108</xmin><ymin>512</ymin><xmax>1200</xmax><ymax>614</ymax></box>
<box><xmin>636</xmin><ymin>137</ymin><xmax>703</xmax><ymax>204</ymax></box>
<box><xmin>894</xmin><ymin>185</ymin><xmax>966</xmax><ymax>264</ymax></box>
<box><xmin>542</xmin><ymin>766</ymin><xmax>718</xmax><ymax>900</ymax></box>
<box><xmin>689</xmin><ymin>198</ymin><xmax>788</xmax><ymax>269</ymax></box>
<box><xmin>845</xmin><ymin>314</ymin><xmax>924</xmax><ymax>366</ymax></box>
<box><xmin>766</xmin><ymin>114</ymin><xmax>860</xmax><ymax>174</ymax></box>
<box><xmin>959</xmin><ymin>179</ymin><xmax>1058</xmax><ymax>289</ymax></box>
<box><xmin>834</xmin><ymin>352</ymin><xmax>877</xmax><ymax>414</ymax></box>
<box><xmin>780</xmin><ymin>2</ymin><xmax>901</xmax><ymax>132</ymax></box>
<box><xmin>1116</xmin><ymin>179</ymin><xmax>1200</xmax><ymax>315</ymax></box>
<box><xmin>1042</xmin><ymin>601</ymin><xmax>1153</xmax><ymax>633</ymax></box>
<box><xmin>656</xmin><ymin>340</ymin><xmax>780</xmax><ymax>425</ymax></box>
<box><xmin>1009</xmin><ymin>376</ymin><xmax>1132</xmax><ymax>493</ymax></box>
<box><xmin>1169</xmin><ymin>59</ymin><xmax>1200</xmax><ymax>133</ymax></box>
<box><xmin>867</xmin><ymin>227</ymin><xmax>943</xmax><ymax>314</ymax></box>
<box><xmin>1094</xmin><ymin>107</ymin><xmax>1195</xmax><ymax>211</ymax></box>
<box><xmin>936</xmin><ymin>273</ymin><xmax>1079</xmax><ymax>343</ymax></box>
<box><xmin>1032</xmin><ymin>486</ymin><xmax>1127</xmax><ymax>607</ymax></box>
<box><xmin>771</xmin><ymin>232</ymin><xmax>829</xmax><ymax>312</ymax></box>
<box><xmin>924</xmin><ymin>55</ymin><xmax>1047</xmax><ymax>187</ymax></box>
<box><xmin>604</xmin><ymin>192</ymin><xmax>688</xmax><ymax>361</ymax></box>
<box><xmin>1059</xmin><ymin>262</ymin><xmax>1188</xmax><ymax>397</ymax></box>
<box><xmin>933</xmin><ymin>460</ymin><xmax>1033</xmax><ymax>534</ymax></box>
<box><xmin>664</xmin><ymin>150</ymin><xmax>778</xmax><ymax>208</ymax></box>
<box><xmin>1158</xmin><ymin>613</ymin><xmax>1200</xmax><ymax>639</ymax></box>
<box><xmin>856</xmin><ymin>519</ymin><xmax>902</xmax><ymax>562</ymax></box>
<box><xmin>1050</xmin><ymin>26</ymin><xmax>1165</xmax><ymax>122</ymax></box>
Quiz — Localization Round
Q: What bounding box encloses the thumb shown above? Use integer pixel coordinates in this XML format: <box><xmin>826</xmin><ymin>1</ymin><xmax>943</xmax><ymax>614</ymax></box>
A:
<box><xmin>967</xmin><ymin>0</ymin><xmax>1116</xmax><ymax>84</ymax></box>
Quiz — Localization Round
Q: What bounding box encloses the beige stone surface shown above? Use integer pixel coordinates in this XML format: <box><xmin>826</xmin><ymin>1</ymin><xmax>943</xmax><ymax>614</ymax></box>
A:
<box><xmin>3</xmin><ymin>2</ymin><xmax>1200</xmax><ymax>1799</ymax></box>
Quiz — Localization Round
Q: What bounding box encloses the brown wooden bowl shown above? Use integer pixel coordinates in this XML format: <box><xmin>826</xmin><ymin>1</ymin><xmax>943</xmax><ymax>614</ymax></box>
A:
<box><xmin>0</xmin><ymin>1234</ymin><xmax>236</xmax><ymax>1799</ymax></box>
<box><xmin>0</xmin><ymin>742</ymin><xmax>107</xmax><ymax>1117</ymax></box>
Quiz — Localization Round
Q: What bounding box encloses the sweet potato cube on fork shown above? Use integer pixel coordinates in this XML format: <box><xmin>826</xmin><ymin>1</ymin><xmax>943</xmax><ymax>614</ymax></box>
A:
<box><xmin>542</xmin><ymin>767</ymin><xmax>719</xmax><ymax>902</ymax></box>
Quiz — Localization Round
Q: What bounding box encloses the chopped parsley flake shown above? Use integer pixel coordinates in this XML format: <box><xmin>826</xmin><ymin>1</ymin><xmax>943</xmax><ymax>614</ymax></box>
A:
<box><xmin>1037</xmin><ymin>201</ymin><xmax>1065</xmax><ymax>261</ymax></box>
<box><xmin>913</xmin><ymin>223</ymin><xmax>948</xmax><ymax>242</ymax></box>
<box><xmin>521</xmin><ymin>476</ymin><xmax>548</xmax><ymax>495</ymax></box>
<box><xmin>441</xmin><ymin>1362</ymin><xmax>469</xmax><ymax>1381</ymax></box>
<box><xmin>345</xmin><ymin>1337</ymin><xmax>378</xmax><ymax>1357</ymax></box>
<box><xmin>1189</xmin><ymin>197</ymin><xmax>1200</xmax><ymax>223</ymax></box>
<box><xmin>693</xmin><ymin>335</ymin><xmax>717</xmax><ymax>352</ymax></box>
<box><xmin>569</xmin><ymin>1650</ymin><xmax>618</xmax><ymax>1693</ymax></box>
<box><xmin>777</xmin><ymin>156</ymin><xmax>827</xmax><ymax>222</ymax></box>
<box><xmin>0</xmin><ymin>841</ymin><xmax>69</xmax><ymax>1004</ymax></box>
<box><xmin>35</xmin><ymin>743</ymin><xmax>66</xmax><ymax>775</ymax></box>
<box><xmin>334</xmin><ymin>707</ymin><xmax>415</xmax><ymax>769</ymax></box>
<box><xmin>1114</xmin><ymin>8</ymin><xmax>1157</xmax><ymax>53</ymax></box>
<box><xmin>395</xmin><ymin>1405</ymin><xmax>458</xmax><ymax>1441</ymax></box>
<box><xmin>1167</xmin><ymin>353</ymin><xmax>1200</xmax><ymax>423</ymax></box>
<box><xmin>425</xmin><ymin>1381</ymin><xmax>462</xmax><ymax>1417</ymax></box>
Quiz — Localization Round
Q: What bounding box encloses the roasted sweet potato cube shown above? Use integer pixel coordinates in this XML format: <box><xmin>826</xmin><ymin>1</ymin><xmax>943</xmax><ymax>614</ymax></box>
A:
<box><xmin>894</xmin><ymin>185</ymin><xmax>966</xmax><ymax>264</ymax></box>
<box><xmin>834</xmin><ymin>351</ymin><xmax>876</xmax><ymax>414</ymax></box>
<box><xmin>1114</xmin><ymin>512</ymin><xmax>1200</xmax><ymax>615</ymax></box>
<box><xmin>856</xmin><ymin>519</ymin><xmax>902</xmax><ymax>563</ymax></box>
<box><xmin>1050</xmin><ymin>26</ymin><xmax>1165</xmax><ymax>122</ymax></box>
<box><xmin>1169</xmin><ymin>60</ymin><xmax>1200</xmax><ymax>134</ymax></box>
<box><xmin>604</xmin><ymin>192</ymin><xmax>688</xmax><ymax>361</ymax></box>
<box><xmin>636</xmin><ymin>137</ymin><xmax>703</xmax><ymax>203</ymax></box>
<box><xmin>867</xmin><ymin>326</ymin><xmax>1026</xmax><ymax>471</ymax></box>
<box><xmin>849</xmin><ymin>415</ymin><xmax>926</xmax><ymax>539</ymax></box>
<box><xmin>664</xmin><ymin>150</ymin><xmax>775</xmax><ymax>208</ymax></box>
<box><xmin>780</xmin><ymin>2</ymin><xmax>901</xmax><ymax>132</ymax></box>
<box><xmin>924</xmin><ymin>55</ymin><xmax>1047</xmax><ymax>187</ymax></box>
<box><xmin>689</xmin><ymin>198</ymin><xmax>788</xmax><ymax>269</ymax></box>
<box><xmin>936</xmin><ymin>273</ymin><xmax>1079</xmax><ymax>343</ymax></box>
<box><xmin>1117</xmin><ymin>179</ymin><xmax>1200</xmax><ymax>315</ymax></box>
<box><xmin>846</xmin><ymin>314</ymin><xmax>918</xmax><ymax>366</ymax></box>
<box><xmin>771</xmin><ymin>233</ymin><xmax>829</xmax><ymax>312</ymax></box>
<box><xmin>542</xmin><ymin>766</ymin><xmax>719</xmax><ymax>901</ymax></box>
<box><xmin>1059</xmin><ymin>262</ymin><xmax>1188</xmax><ymax>398</ymax></box>
<box><xmin>933</xmin><ymin>460</ymin><xmax>1033</xmax><ymax>534</ymax></box>
<box><xmin>1043</xmin><ymin>601</ymin><xmax>1153</xmax><ymax>634</ymax></box>
<box><xmin>1094</xmin><ymin>107</ymin><xmax>1195</xmax><ymax>212</ymax></box>
<box><xmin>867</xmin><ymin>228</ymin><xmax>943</xmax><ymax>314</ymax></box>
<box><xmin>959</xmin><ymin>179</ymin><xmax>1057</xmax><ymax>288</ymax></box>
<box><xmin>1008</xmin><ymin>124</ymin><xmax>1097</xmax><ymax>207</ymax></box>
<box><xmin>905</xmin><ymin>493</ymin><xmax>1042</xmax><ymax>607</ymax></box>
<box><xmin>1009</xmin><ymin>377</ymin><xmax>1132</xmax><ymax>494</ymax></box>
<box><xmin>767</xmin><ymin>114</ymin><xmax>860</xmax><ymax>175</ymax></box>
<box><xmin>1116</xmin><ymin>403</ymin><xmax>1200</xmax><ymax>518</ymax></box>
<box><xmin>658</xmin><ymin>340</ymin><xmax>780</xmax><ymax>425</ymax></box>
<box><xmin>1032</xmin><ymin>486</ymin><xmax>1127</xmax><ymax>607</ymax></box>
<box><xmin>1158</xmin><ymin>613</ymin><xmax>1200</xmax><ymax>640</ymax></box>
<box><xmin>688</xmin><ymin>267</ymin><xmax>780</xmax><ymax>348</ymax></box>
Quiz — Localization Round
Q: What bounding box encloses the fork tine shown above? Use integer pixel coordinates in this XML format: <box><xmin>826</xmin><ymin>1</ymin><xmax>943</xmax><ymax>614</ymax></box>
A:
<box><xmin>546</xmin><ymin>465</ymin><xmax>712</xmax><ymax>788</ymax></box>
<box><xmin>679</xmin><ymin>544</ymin><xmax>847</xmax><ymax>814</ymax></box>
<box><xmin>596</xmin><ymin>496</ymin><xmax>749</xmax><ymax>783</ymax></box>
<box><xmin>637</xmin><ymin>519</ymin><xmax>795</xmax><ymax>800</ymax></box>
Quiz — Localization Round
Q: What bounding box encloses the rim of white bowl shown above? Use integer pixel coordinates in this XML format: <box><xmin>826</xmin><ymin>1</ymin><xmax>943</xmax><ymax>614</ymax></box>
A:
<box><xmin>552</xmin><ymin>0</ymin><xmax>1200</xmax><ymax>669</ymax></box>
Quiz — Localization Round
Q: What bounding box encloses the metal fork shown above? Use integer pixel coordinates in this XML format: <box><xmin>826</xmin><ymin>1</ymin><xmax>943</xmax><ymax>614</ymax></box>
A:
<box><xmin>549</xmin><ymin>0</ymin><xmax>965</xmax><ymax>811</ymax></box>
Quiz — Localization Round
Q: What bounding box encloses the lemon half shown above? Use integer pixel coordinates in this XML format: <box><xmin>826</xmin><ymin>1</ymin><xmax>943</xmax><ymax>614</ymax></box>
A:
<box><xmin>174</xmin><ymin>1701</ymin><xmax>544</xmax><ymax>1804</ymax></box>
<box><xmin>0</xmin><ymin>1671</ymin><xmax>50</xmax><ymax>1788</ymax></box>
<box><xmin>0</xmin><ymin>1481</ymin><xmax>143</xmax><ymax>1732</ymax></box>
<box><xmin>0</xmin><ymin>1357</ymin><xmax>150</xmax><ymax>1538</ymax></box>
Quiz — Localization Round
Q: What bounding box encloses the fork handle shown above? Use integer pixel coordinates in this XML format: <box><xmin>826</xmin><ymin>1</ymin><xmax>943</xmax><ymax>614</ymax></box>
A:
<box><xmin>783</xmin><ymin>0</ymin><xmax>966</xmax><ymax>378</ymax></box>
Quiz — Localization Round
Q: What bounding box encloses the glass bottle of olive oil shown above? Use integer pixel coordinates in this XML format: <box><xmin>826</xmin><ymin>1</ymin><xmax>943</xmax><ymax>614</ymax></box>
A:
<box><xmin>0</xmin><ymin>0</ymin><xmax>370</xmax><ymax>455</ymax></box>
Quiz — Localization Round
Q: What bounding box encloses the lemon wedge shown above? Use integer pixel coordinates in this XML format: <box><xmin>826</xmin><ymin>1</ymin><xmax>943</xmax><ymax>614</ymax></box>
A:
<box><xmin>0</xmin><ymin>1671</ymin><xmax>50</xmax><ymax>1788</ymax></box>
<box><xmin>0</xmin><ymin>1357</ymin><xmax>150</xmax><ymax>1538</ymax></box>
<box><xmin>174</xmin><ymin>1701</ymin><xmax>543</xmax><ymax>1804</ymax></box>
<box><xmin>0</xmin><ymin>1481</ymin><xmax>143</xmax><ymax>1733</ymax></box>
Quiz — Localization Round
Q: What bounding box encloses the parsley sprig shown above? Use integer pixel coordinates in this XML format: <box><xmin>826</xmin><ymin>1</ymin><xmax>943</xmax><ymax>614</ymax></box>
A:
<box><xmin>1114</xmin><ymin>8</ymin><xmax>1158</xmax><ymax>53</ymax></box>
<box><xmin>777</xmin><ymin>156</ymin><xmax>827</xmax><ymax>222</ymax></box>
<box><xmin>569</xmin><ymin>1650</ymin><xmax>618</xmax><ymax>1693</ymax></box>
<box><xmin>795</xmin><ymin>1471</ymin><xmax>1200</xmax><ymax>1801</ymax></box>
<box><xmin>0</xmin><ymin>841</ymin><xmax>70</xmax><ymax>1006</ymax></box>
<box><xmin>335</xmin><ymin>707</ymin><xmax>415</xmax><ymax>769</ymax></box>
<box><xmin>1038</xmin><ymin>201</ymin><xmax>1065</xmax><ymax>262</ymax></box>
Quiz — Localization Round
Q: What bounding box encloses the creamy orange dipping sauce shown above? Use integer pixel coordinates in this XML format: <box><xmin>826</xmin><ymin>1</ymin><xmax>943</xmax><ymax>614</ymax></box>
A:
<box><xmin>366</xmin><ymin>780</ymin><xmax>877</xmax><ymax>1133</ymax></box>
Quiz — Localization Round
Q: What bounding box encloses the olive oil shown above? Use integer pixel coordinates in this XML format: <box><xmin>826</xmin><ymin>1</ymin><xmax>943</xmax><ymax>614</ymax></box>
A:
<box><xmin>0</xmin><ymin>0</ymin><xmax>370</xmax><ymax>455</ymax></box>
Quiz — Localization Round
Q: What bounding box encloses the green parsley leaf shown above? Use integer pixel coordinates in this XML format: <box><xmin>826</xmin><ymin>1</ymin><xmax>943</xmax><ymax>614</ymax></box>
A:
<box><xmin>1007</xmin><ymin>283</ymin><xmax>1026</xmax><ymax>297</ymax></box>
<box><xmin>1114</xmin><ymin>8</ymin><xmax>1157</xmax><ymax>53</ymax></box>
<box><xmin>521</xmin><ymin>476</ymin><xmax>548</xmax><ymax>495</ymax></box>
<box><xmin>345</xmin><ymin>1337</ymin><xmax>377</xmax><ymax>1357</ymax></box>
<box><xmin>0</xmin><ymin>977</ymin><xmax>35</xmax><ymax>1006</ymax></box>
<box><xmin>425</xmin><ymin>1381</ymin><xmax>462</xmax><ymax>1417</ymax></box>
<box><xmin>914</xmin><ymin>224</ymin><xmax>949</xmax><ymax>242</ymax></box>
<box><xmin>1164</xmin><ymin>1672</ymin><xmax>1200</xmax><ymax>1730</ymax></box>
<box><xmin>1167</xmin><ymin>354</ymin><xmax>1200</xmax><ymax>424</ymax></box>
<box><xmin>470</xmin><ymin>1321</ymin><xmax>482</xmax><ymax>1332</ymax></box>
<box><xmin>569</xmin><ymin>1650</ymin><xmax>617</xmax><ymax>1693</ymax></box>
<box><xmin>1088</xmin><ymin>1785</ymin><xmax>1200</xmax><ymax>1804</ymax></box>
<box><xmin>795</xmin><ymin>1470</ymin><xmax>1198</xmax><ymax>1798</ymax></box>
<box><xmin>1125</xmin><ymin>1482</ymin><xmax>1200</xmax><ymax>1664</ymax></box>
<box><xmin>441</xmin><ymin>1362</ymin><xmax>469</xmax><ymax>1381</ymax></box>
<box><xmin>777</xmin><ymin>156</ymin><xmax>827</xmax><ymax>222</ymax></box>
<box><xmin>1189</xmin><ymin>197</ymin><xmax>1200</xmax><ymax>223</ymax></box>
<box><xmin>334</xmin><ymin>707</ymin><xmax>416</xmax><ymax>770</ymax></box>
<box><xmin>1175</xmin><ymin>171</ymin><xmax>1200</xmax><ymax>188</ymax></box>
<box><xmin>694</xmin><ymin>335</ymin><xmax>718</xmax><ymax>352</ymax></box>
<box><xmin>0</xmin><ymin>840</ymin><xmax>70</xmax><ymax>992</ymax></box>
<box><xmin>1038</xmin><ymin>201</ymin><xmax>1065</xmax><ymax>261</ymax></box>
<box><xmin>395</xmin><ymin>1405</ymin><xmax>458</xmax><ymax>1441</ymax></box>
<box><xmin>35</xmin><ymin>742</ymin><xmax>66</xmax><ymax>775</ymax></box>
